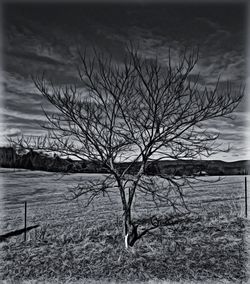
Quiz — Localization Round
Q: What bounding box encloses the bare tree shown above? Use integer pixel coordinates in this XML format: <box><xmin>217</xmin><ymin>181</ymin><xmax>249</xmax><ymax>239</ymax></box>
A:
<box><xmin>11</xmin><ymin>47</ymin><xmax>244</xmax><ymax>248</ymax></box>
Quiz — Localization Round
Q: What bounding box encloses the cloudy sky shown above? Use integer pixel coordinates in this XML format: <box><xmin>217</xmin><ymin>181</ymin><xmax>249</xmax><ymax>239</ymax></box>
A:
<box><xmin>0</xmin><ymin>1</ymin><xmax>248</xmax><ymax>161</ymax></box>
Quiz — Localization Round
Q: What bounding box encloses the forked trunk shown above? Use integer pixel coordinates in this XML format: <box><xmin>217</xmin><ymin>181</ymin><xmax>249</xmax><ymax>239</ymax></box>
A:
<box><xmin>123</xmin><ymin>211</ymin><xmax>139</xmax><ymax>248</ymax></box>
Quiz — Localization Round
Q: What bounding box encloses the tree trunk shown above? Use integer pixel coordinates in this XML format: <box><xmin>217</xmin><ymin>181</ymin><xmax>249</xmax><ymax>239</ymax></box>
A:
<box><xmin>123</xmin><ymin>209</ymin><xmax>139</xmax><ymax>248</ymax></box>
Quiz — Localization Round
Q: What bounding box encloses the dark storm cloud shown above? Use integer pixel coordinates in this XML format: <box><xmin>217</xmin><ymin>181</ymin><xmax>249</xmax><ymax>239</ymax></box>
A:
<box><xmin>1</xmin><ymin>1</ymin><xmax>247</xmax><ymax>160</ymax></box>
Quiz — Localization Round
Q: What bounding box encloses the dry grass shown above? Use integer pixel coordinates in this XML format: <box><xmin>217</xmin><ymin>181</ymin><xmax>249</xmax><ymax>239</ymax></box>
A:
<box><xmin>0</xmin><ymin>171</ymin><xmax>248</xmax><ymax>282</ymax></box>
<box><xmin>0</xmin><ymin>202</ymin><xmax>247</xmax><ymax>283</ymax></box>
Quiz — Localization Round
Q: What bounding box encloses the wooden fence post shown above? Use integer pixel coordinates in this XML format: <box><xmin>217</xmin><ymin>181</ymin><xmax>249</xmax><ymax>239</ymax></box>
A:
<box><xmin>245</xmin><ymin>176</ymin><xmax>248</xmax><ymax>218</ymax></box>
<box><xmin>24</xmin><ymin>201</ymin><xmax>27</xmax><ymax>241</ymax></box>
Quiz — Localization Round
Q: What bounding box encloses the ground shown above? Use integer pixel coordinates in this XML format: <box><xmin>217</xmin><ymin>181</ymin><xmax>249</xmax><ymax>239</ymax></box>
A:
<box><xmin>0</xmin><ymin>169</ymin><xmax>248</xmax><ymax>283</ymax></box>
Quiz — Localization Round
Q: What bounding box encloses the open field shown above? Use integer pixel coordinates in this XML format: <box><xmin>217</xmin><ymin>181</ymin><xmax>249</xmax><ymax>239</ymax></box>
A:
<box><xmin>0</xmin><ymin>169</ymin><xmax>247</xmax><ymax>233</ymax></box>
<box><xmin>0</xmin><ymin>168</ymin><xmax>248</xmax><ymax>283</ymax></box>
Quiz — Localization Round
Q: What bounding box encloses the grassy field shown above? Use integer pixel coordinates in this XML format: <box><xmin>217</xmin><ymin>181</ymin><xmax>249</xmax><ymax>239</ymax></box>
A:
<box><xmin>0</xmin><ymin>169</ymin><xmax>248</xmax><ymax>283</ymax></box>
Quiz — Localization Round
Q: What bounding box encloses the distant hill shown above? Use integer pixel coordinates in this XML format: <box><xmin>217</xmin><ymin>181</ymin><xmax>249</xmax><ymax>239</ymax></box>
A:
<box><xmin>0</xmin><ymin>147</ymin><xmax>105</xmax><ymax>173</ymax></box>
<box><xmin>0</xmin><ymin>147</ymin><xmax>249</xmax><ymax>176</ymax></box>
<box><xmin>146</xmin><ymin>159</ymin><xmax>249</xmax><ymax>176</ymax></box>
<box><xmin>119</xmin><ymin>159</ymin><xmax>249</xmax><ymax>176</ymax></box>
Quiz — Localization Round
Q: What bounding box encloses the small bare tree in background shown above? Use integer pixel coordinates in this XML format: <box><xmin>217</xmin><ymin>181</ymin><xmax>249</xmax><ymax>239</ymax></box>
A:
<box><xmin>12</xmin><ymin>47</ymin><xmax>243</xmax><ymax>248</ymax></box>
